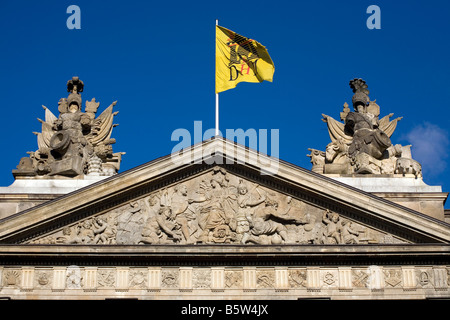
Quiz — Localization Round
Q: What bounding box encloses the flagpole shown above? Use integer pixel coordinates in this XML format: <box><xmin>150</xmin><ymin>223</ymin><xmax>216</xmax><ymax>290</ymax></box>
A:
<box><xmin>215</xmin><ymin>19</ymin><xmax>219</xmax><ymax>137</ymax></box>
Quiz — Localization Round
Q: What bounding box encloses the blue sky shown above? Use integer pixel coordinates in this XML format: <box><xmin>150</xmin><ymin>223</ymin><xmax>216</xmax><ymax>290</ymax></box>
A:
<box><xmin>0</xmin><ymin>1</ymin><xmax>449</xmax><ymax>207</ymax></box>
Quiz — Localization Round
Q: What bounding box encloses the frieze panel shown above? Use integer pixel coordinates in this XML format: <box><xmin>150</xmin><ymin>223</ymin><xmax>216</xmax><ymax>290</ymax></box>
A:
<box><xmin>161</xmin><ymin>269</ymin><xmax>179</xmax><ymax>288</ymax></box>
<box><xmin>225</xmin><ymin>269</ymin><xmax>242</xmax><ymax>289</ymax></box>
<box><xmin>256</xmin><ymin>270</ymin><xmax>275</xmax><ymax>289</ymax></box>
<box><xmin>384</xmin><ymin>269</ymin><xmax>402</xmax><ymax>288</ymax></box>
<box><xmin>28</xmin><ymin>168</ymin><xmax>406</xmax><ymax>245</ymax></box>
<box><xmin>321</xmin><ymin>270</ymin><xmax>338</xmax><ymax>288</ymax></box>
<box><xmin>3</xmin><ymin>268</ymin><xmax>21</xmax><ymax>288</ymax></box>
<box><xmin>35</xmin><ymin>269</ymin><xmax>52</xmax><ymax>289</ymax></box>
<box><xmin>352</xmin><ymin>269</ymin><xmax>370</xmax><ymax>288</ymax></box>
<box><xmin>0</xmin><ymin>266</ymin><xmax>448</xmax><ymax>295</ymax></box>
<box><xmin>193</xmin><ymin>269</ymin><xmax>211</xmax><ymax>289</ymax></box>
<box><xmin>416</xmin><ymin>268</ymin><xmax>434</xmax><ymax>288</ymax></box>
<box><xmin>288</xmin><ymin>269</ymin><xmax>307</xmax><ymax>288</ymax></box>
<box><xmin>129</xmin><ymin>269</ymin><xmax>147</xmax><ymax>289</ymax></box>
<box><xmin>66</xmin><ymin>266</ymin><xmax>83</xmax><ymax>289</ymax></box>
<box><xmin>97</xmin><ymin>268</ymin><xmax>116</xmax><ymax>289</ymax></box>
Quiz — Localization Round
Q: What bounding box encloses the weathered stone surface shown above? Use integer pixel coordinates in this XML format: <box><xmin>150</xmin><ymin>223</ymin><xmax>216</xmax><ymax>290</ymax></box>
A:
<box><xmin>13</xmin><ymin>77</ymin><xmax>124</xmax><ymax>179</ymax></box>
<box><xmin>308</xmin><ymin>78</ymin><xmax>448</xmax><ymax>220</ymax></box>
<box><xmin>27</xmin><ymin>167</ymin><xmax>404</xmax><ymax>245</ymax></box>
<box><xmin>1</xmin><ymin>138</ymin><xmax>449</xmax><ymax>246</ymax></box>
<box><xmin>309</xmin><ymin>78</ymin><xmax>420</xmax><ymax>177</ymax></box>
<box><xmin>0</xmin><ymin>176</ymin><xmax>109</xmax><ymax>218</ymax></box>
<box><xmin>0</xmin><ymin>77</ymin><xmax>449</xmax><ymax>301</ymax></box>
<box><xmin>0</xmin><ymin>245</ymin><xmax>448</xmax><ymax>299</ymax></box>
<box><xmin>331</xmin><ymin>176</ymin><xmax>448</xmax><ymax>220</ymax></box>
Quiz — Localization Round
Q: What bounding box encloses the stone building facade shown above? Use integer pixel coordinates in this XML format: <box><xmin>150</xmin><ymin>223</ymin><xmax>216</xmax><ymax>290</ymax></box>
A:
<box><xmin>0</xmin><ymin>78</ymin><xmax>449</xmax><ymax>300</ymax></box>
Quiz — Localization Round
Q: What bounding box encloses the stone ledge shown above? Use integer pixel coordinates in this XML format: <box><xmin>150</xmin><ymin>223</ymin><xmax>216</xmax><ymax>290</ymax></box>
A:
<box><xmin>0</xmin><ymin>176</ymin><xmax>108</xmax><ymax>195</ymax></box>
<box><xmin>0</xmin><ymin>244</ymin><xmax>449</xmax><ymax>267</ymax></box>
<box><xmin>1</xmin><ymin>243</ymin><xmax>448</xmax><ymax>254</ymax></box>
<box><xmin>329</xmin><ymin>176</ymin><xmax>442</xmax><ymax>193</ymax></box>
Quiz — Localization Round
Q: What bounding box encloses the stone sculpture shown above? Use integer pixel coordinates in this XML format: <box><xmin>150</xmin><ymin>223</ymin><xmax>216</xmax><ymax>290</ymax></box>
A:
<box><xmin>14</xmin><ymin>77</ymin><xmax>124</xmax><ymax>178</ymax></box>
<box><xmin>308</xmin><ymin>78</ymin><xmax>422</xmax><ymax>176</ymax></box>
<box><xmin>29</xmin><ymin>167</ymin><xmax>404</xmax><ymax>245</ymax></box>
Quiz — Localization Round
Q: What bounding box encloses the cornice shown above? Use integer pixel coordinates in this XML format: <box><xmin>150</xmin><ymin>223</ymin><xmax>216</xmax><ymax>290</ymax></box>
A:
<box><xmin>0</xmin><ymin>244</ymin><xmax>448</xmax><ymax>267</ymax></box>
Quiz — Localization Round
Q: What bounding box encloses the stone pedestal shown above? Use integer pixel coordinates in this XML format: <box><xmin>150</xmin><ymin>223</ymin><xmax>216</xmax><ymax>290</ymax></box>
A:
<box><xmin>330</xmin><ymin>175</ymin><xmax>448</xmax><ymax>221</ymax></box>
<box><xmin>0</xmin><ymin>176</ymin><xmax>107</xmax><ymax>219</ymax></box>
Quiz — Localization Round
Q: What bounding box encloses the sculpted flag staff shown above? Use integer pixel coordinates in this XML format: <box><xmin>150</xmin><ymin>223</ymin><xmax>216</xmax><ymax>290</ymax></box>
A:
<box><xmin>215</xmin><ymin>21</ymin><xmax>275</xmax><ymax>135</ymax></box>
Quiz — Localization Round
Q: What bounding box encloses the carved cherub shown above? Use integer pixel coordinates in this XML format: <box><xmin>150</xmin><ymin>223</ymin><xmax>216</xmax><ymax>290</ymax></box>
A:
<box><xmin>140</xmin><ymin>216</ymin><xmax>166</xmax><ymax>244</ymax></box>
<box><xmin>155</xmin><ymin>206</ymin><xmax>183</xmax><ymax>243</ymax></box>
<box><xmin>237</xmin><ymin>180</ymin><xmax>266</xmax><ymax>216</ymax></box>
<box><xmin>341</xmin><ymin>219</ymin><xmax>360</xmax><ymax>244</ymax></box>
<box><xmin>55</xmin><ymin>226</ymin><xmax>75</xmax><ymax>244</ymax></box>
<box><xmin>322</xmin><ymin>210</ymin><xmax>342</xmax><ymax>244</ymax></box>
<box><xmin>78</xmin><ymin>219</ymin><xmax>95</xmax><ymax>243</ymax></box>
<box><xmin>92</xmin><ymin>216</ymin><xmax>116</xmax><ymax>244</ymax></box>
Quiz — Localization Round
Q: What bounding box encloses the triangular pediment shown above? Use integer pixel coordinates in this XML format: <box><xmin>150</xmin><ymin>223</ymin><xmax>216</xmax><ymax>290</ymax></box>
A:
<box><xmin>0</xmin><ymin>137</ymin><xmax>449</xmax><ymax>245</ymax></box>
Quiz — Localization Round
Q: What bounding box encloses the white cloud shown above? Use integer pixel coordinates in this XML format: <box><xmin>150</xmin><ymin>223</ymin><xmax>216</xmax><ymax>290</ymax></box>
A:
<box><xmin>402</xmin><ymin>122</ymin><xmax>449</xmax><ymax>177</ymax></box>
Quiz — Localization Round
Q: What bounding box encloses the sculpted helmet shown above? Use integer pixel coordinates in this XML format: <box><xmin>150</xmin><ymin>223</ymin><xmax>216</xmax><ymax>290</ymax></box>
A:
<box><xmin>67</xmin><ymin>76</ymin><xmax>84</xmax><ymax>111</ymax></box>
<box><xmin>349</xmin><ymin>78</ymin><xmax>370</xmax><ymax>108</ymax></box>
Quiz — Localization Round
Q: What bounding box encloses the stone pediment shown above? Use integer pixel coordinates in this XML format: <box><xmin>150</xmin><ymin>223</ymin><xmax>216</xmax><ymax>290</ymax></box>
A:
<box><xmin>0</xmin><ymin>138</ymin><xmax>449</xmax><ymax>245</ymax></box>
<box><xmin>25</xmin><ymin>169</ymin><xmax>404</xmax><ymax>245</ymax></box>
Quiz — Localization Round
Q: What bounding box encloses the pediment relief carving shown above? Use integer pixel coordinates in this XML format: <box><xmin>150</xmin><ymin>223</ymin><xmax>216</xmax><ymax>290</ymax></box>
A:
<box><xmin>28</xmin><ymin>167</ymin><xmax>405</xmax><ymax>245</ymax></box>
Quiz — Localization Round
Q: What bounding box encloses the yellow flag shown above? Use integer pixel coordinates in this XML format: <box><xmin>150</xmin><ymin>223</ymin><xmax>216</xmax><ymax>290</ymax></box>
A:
<box><xmin>215</xmin><ymin>25</ymin><xmax>275</xmax><ymax>93</ymax></box>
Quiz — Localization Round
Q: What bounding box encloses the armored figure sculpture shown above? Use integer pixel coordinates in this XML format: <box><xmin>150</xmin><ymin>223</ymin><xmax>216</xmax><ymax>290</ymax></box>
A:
<box><xmin>345</xmin><ymin>79</ymin><xmax>392</xmax><ymax>168</ymax></box>
<box><xmin>310</xmin><ymin>78</ymin><xmax>421</xmax><ymax>176</ymax></box>
<box><xmin>14</xmin><ymin>77</ymin><xmax>124</xmax><ymax>178</ymax></box>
